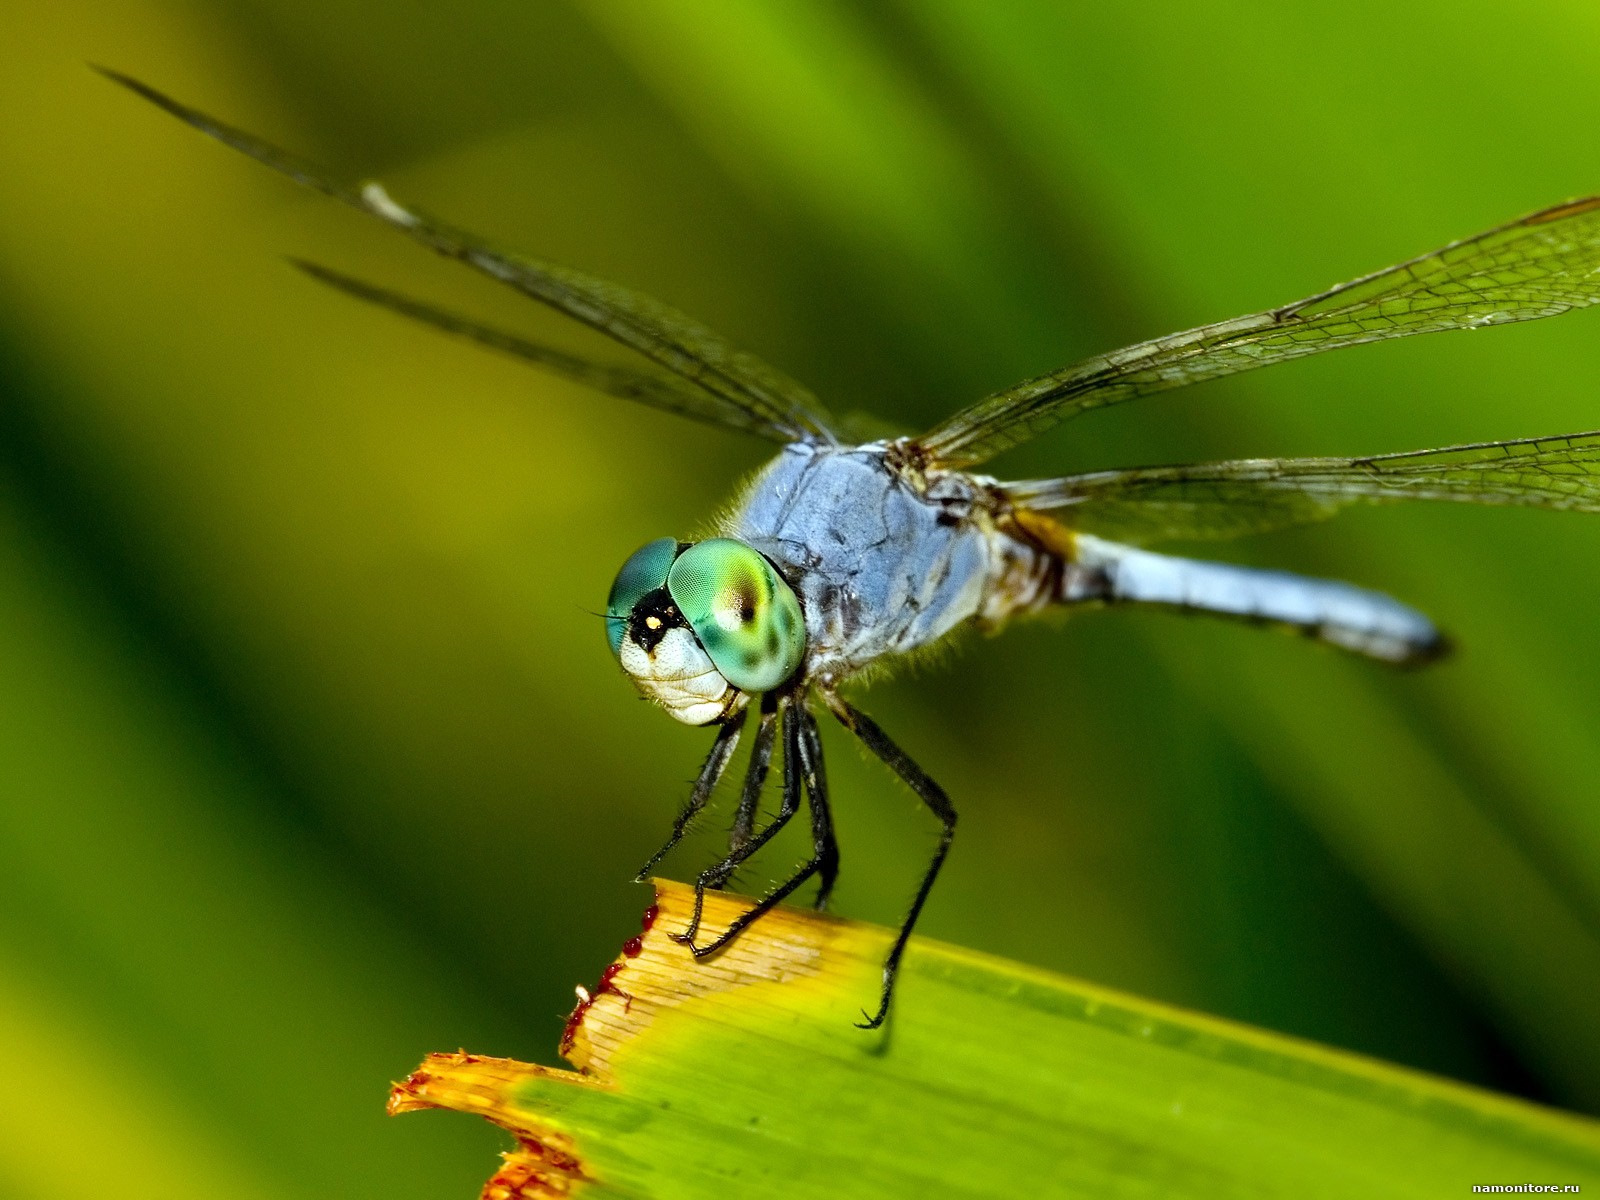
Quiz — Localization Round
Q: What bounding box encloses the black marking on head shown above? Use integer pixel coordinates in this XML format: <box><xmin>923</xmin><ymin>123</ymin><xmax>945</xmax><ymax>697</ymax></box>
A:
<box><xmin>628</xmin><ymin>588</ymin><xmax>689</xmax><ymax>653</ymax></box>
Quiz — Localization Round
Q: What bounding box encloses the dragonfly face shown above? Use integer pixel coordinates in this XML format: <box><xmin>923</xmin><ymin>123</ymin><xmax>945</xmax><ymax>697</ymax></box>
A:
<box><xmin>108</xmin><ymin>68</ymin><xmax>1600</xmax><ymax>1030</ymax></box>
<box><xmin>606</xmin><ymin>537</ymin><xmax>806</xmax><ymax>725</ymax></box>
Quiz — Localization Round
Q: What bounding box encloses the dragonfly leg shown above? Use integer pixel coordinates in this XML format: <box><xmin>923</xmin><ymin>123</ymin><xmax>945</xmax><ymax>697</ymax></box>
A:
<box><xmin>714</xmin><ymin>693</ymin><xmax>782</xmax><ymax>887</ymax></box>
<box><xmin>676</xmin><ymin>695</ymin><xmax>787</xmax><ymax>946</ymax></box>
<box><xmin>729</xmin><ymin>698</ymin><xmax>830</xmax><ymax>864</ymax></box>
<box><xmin>823</xmin><ymin>692</ymin><xmax>956</xmax><ymax>1031</ymax></box>
<box><xmin>684</xmin><ymin>701</ymin><xmax>836</xmax><ymax>957</ymax></box>
<box><xmin>633</xmin><ymin>709</ymin><xmax>745</xmax><ymax>882</ymax></box>
<box><xmin>800</xmin><ymin>708</ymin><xmax>840</xmax><ymax>911</ymax></box>
<box><xmin>727</xmin><ymin>734</ymin><xmax>764</xmax><ymax>858</ymax></box>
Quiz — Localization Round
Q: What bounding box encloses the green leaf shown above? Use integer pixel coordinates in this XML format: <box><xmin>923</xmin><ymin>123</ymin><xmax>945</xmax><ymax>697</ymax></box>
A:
<box><xmin>393</xmin><ymin>882</ymin><xmax>1600</xmax><ymax>1198</ymax></box>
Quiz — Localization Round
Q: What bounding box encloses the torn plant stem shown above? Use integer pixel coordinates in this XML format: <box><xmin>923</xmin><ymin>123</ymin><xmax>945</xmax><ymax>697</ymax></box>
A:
<box><xmin>389</xmin><ymin>1052</ymin><xmax>593</xmax><ymax>1199</ymax></box>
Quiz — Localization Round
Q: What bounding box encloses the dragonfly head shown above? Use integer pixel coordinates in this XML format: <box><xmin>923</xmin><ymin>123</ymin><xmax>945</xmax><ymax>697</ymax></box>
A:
<box><xmin>605</xmin><ymin>537</ymin><xmax>806</xmax><ymax>725</ymax></box>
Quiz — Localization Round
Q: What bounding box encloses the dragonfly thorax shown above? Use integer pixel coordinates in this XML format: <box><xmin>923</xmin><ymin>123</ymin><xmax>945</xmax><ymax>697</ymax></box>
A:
<box><xmin>730</xmin><ymin>444</ymin><xmax>999</xmax><ymax>676</ymax></box>
<box><xmin>606</xmin><ymin>536</ymin><xmax>806</xmax><ymax>725</ymax></box>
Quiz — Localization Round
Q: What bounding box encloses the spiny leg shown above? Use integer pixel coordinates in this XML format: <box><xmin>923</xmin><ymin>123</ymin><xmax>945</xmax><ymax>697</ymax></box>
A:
<box><xmin>824</xmin><ymin>692</ymin><xmax>956</xmax><ymax>1031</ymax></box>
<box><xmin>686</xmin><ymin>700</ymin><xmax>836</xmax><ymax>957</ymax></box>
<box><xmin>799</xmin><ymin>707</ymin><xmax>840</xmax><ymax>911</ymax></box>
<box><xmin>728</xmin><ymin>696</ymin><xmax>826</xmax><ymax>865</ymax></box>
<box><xmin>727</xmin><ymin>721</ymin><xmax>765</xmax><ymax>857</ymax></box>
<box><xmin>706</xmin><ymin>693</ymin><xmax>781</xmax><ymax>891</ymax></box>
<box><xmin>634</xmin><ymin>709</ymin><xmax>745</xmax><ymax>882</ymax></box>
<box><xmin>677</xmin><ymin>694</ymin><xmax>786</xmax><ymax>945</ymax></box>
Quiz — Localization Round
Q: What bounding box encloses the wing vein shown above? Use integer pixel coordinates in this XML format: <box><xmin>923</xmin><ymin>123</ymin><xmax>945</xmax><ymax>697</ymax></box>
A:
<box><xmin>100</xmin><ymin>69</ymin><xmax>836</xmax><ymax>445</ymax></box>
<box><xmin>1006</xmin><ymin>430</ymin><xmax>1600</xmax><ymax>543</ymax></box>
<box><xmin>921</xmin><ymin>198</ymin><xmax>1600</xmax><ymax>467</ymax></box>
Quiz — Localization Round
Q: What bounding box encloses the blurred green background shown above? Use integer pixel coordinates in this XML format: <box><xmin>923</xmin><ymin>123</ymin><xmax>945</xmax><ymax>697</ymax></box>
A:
<box><xmin>5</xmin><ymin>2</ymin><xmax>1600</xmax><ymax>1196</ymax></box>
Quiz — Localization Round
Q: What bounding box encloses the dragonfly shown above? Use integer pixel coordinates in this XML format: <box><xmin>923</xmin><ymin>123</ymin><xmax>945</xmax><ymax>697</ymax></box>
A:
<box><xmin>104</xmin><ymin>69</ymin><xmax>1600</xmax><ymax>1028</ymax></box>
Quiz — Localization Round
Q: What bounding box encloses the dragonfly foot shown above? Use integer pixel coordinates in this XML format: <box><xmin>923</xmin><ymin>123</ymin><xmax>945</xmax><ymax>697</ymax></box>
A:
<box><xmin>669</xmin><ymin>929</ymin><xmax>725</xmax><ymax>960</ymax></box>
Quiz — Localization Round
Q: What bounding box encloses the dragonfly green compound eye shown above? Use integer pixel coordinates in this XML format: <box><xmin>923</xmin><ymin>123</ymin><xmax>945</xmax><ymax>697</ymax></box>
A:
<box><xmin>667</xmin><ymin>538</ymin><xmax>805</xmax><ymax>693</ymax></box>
<box><xmin>605</xmin><ymin>537</ymin><xmax>679</xmax><ymax>655</ymax></box>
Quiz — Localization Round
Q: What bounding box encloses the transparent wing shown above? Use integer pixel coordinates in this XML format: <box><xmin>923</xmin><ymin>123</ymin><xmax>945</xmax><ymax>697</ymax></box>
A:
<box><xmin>921</xmin><ymin>199</ymin><xmax>1600</xmax><ymax>468</ymax></box>
<box><xmin>1005</xmin><ymin>431</ymin><xmax>1600</xmax><ymax>544</ymax></box>
<box><xmin>291</xmin><ymin>261</ymin><xmax>801</xmax><ymax>440</ymax></box>
<box><xmin>101</xmin><ymin>69</ymin><xmax>836</xmax><ymax>445</ymax></box>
